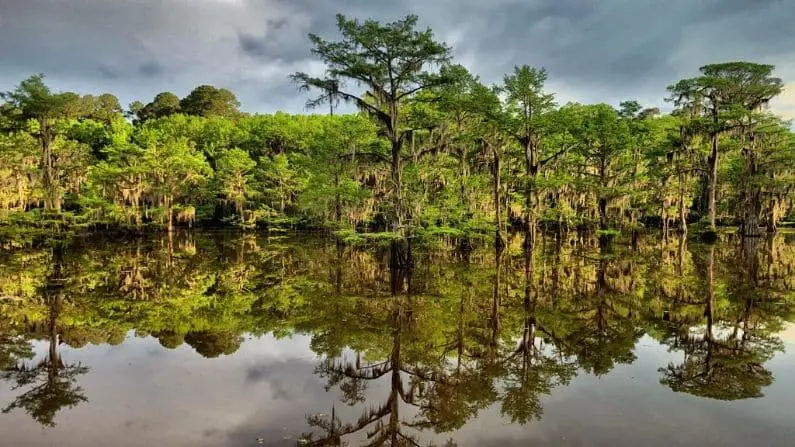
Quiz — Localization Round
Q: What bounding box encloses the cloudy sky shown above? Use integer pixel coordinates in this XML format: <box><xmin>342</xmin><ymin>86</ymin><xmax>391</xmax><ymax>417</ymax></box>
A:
<box><xmin>1</xmin><ymin>0</ymin><xmax>794</xmax><ymax>117</ymax></box>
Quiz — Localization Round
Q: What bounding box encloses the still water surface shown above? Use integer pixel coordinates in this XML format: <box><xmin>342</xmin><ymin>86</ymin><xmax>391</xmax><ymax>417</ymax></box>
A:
<box><xmin>1</xmin><ymin>232</ymin><xmax>794</xmax><ymax>446</ymax></box>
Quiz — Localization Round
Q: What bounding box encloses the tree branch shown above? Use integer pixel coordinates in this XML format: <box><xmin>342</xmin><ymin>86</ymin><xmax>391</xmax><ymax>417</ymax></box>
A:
<box><xmin>540</xmin><ymin>144</ymin><xmax>576</xmax><ymax>167</ymax></box>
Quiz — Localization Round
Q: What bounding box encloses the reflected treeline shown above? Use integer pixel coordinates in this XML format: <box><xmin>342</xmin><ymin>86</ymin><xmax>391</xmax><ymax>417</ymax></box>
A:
<box><xmin>1</xmin><ymin>231</ymin><xmax>795</xmax><ymax>436</ymax></box>
<box><xmin>650</xmin><ymin>235</ymin><xmax>793</xmax><ymax>400</ymax></box>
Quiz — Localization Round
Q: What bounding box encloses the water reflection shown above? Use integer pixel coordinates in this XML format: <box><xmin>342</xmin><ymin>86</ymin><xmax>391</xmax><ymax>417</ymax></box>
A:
<box><xmin>1</xmin><ymin>245</ymin><xmax>88</xmax><ymax>426</ymax></box>
<box><xmin>1</xmin><ymin>231</ymin><xmax>794</xmax><ymax>445</ymax></box>
<box><xmin>657</xmin><ymin>238</ymin><xmax>786</xmax><ymax>400</ymax></box>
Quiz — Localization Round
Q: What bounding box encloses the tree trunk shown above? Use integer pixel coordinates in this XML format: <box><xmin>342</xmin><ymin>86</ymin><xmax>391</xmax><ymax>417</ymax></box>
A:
<box><xmin>706</xmin><ymin>132</ymin><xmax>719</xmax><ymax>231</ymax></box>
<box><xmin>524</xmin><ymin>140</ymin><xmax>538</xmax><ymax>245</ymax></box>
<box><xmin>166</xmin><ymin>195</ymin><xmax>174</xmax><ymax>233</ymax></box>
<box><xmin>598</xmin><ymin>198</ymin><xmax>608</xmax><ymax>231</ymax></box>
<box><xmin>705</xmin><ymin>245</ymin><xmax>715</xmax><ymax>343</ymax></box>
<box><xmin>743</xmin><ymin>200</ymin><xmax>762</xmax><ymax>237</ymax></box>
<box><xmin>46</xmin><ymin>244</ymin><xmax>64</xmax><ymax>378</ymax></box>
<box><xmin>493</xmin><ymin>151</ymin><xmax>504</xmax><ymax>248</ymax></box>
<box><xmin>766</xmin><ymin>199</ymin><xmax>777</xmax><ymax>233</ymax></box>
<box><xmin>333</xmin><ymin>170</ymin><xmax>341</xmax><ymax>223</ymax></box>
<box><xmin>389</xmin><ymin>239</ymin><xmax>410</xmax><ymax>290</ymax></box>
<box><xmin>390</xmin><ymin>139</ymin><xmax>403</xmax><ymax>233</ymax></box>
<box><xmin>741</xmin><ymin>143</ymin><xmax>762</xmax><ymax>237</ymax></box>
<box><xmin>678</xmin><ymin>186</ymin><xmax>688</xmax><ymax>234</ymax></box>
<box><xmin>460</xmin><ymin>158</ymin><xmax>469</xmax><ymax>215</ymax></box>
<box><xmin>40</xmin><ymin>120</ymin><xmax>61</xmax><ymax>212</ymax></box>
<box><xmin>491</xmin><ymin>246</ymin><xmax>502</xmax><ymax>349</ymax></box>
<box><xmin>388</xmin><ymin>326</ymin><xmax>402</xmax><ymax>446</ymax></box>
<box><xmin>522</xmin><ymin>238</ymin><xmax>536</xmax><ymax>360</ymax></box>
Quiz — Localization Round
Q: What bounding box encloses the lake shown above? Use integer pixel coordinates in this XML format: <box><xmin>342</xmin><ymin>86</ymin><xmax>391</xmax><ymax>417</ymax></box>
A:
<box><xmin>1</xmin><ymin>231</ymin><xmax>794</xmax><ymax>446</ymax></box>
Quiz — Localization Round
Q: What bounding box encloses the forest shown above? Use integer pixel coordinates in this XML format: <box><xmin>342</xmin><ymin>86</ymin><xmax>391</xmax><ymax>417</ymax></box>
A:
<box><xmin>1</xmin><ymin>14</ymin><xmax>794</xmax><ymax>246</ymax></box>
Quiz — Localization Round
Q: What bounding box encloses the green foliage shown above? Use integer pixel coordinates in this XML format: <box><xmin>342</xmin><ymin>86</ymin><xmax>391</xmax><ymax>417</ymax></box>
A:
<box><xmin>179</xmin><ymin>85</ymin><xmax>241</xmax><ymax>118</ymax></box>
<box><xmin>293</xmin><ymin>14</ymin><xmax>453</xmax><ymax>235</ymax></box>
<box><xmin>135</xmin><ymin>92</ymin><xmax>181</xmax><ymax>123</ymax></box>
<box><xmin>667</xmin><ymin>61</ymin><xmax>786</xmax><ymax>232</ymax></box>
<box><xmin>0</xmin><ymin>19</ymin><xmax>793</xmax><ymax>238</ymax></box>
<box><xmin>0</xmin><ymin>131</ymin><xmax>39</xmax><ymax>212</ymax></box>
<box><xmin>567</xmin><ymin>103</ymin><xmax>635</xmax><ymax>229</ymax></box>
<box><xmin>79</xmin><ymin>93</ymin><xmax>123</xmax><ymax>124</ymax></box>
<box><xmin>215</xmin><ymin>148</ymin><xmax>257</xmax><ymax>219</ymax></box>
<box><xmin>297</xmin><ymin>114</ymin><xmax>379</xmax><ymax>227</ymax></box>
<box><xmin>1</xmin><ymin>74</ymin><xmax>82</xmax><ymax>123</ymax></box>
<box><xmin>333</xmin><ymin>229</ymin><xmax>401</xmax><ymax>246</ymax></box>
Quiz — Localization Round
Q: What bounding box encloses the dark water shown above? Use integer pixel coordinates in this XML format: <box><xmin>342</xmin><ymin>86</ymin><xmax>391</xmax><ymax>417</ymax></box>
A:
<box><xmin>1</xmin><ymin>231</ymin><xmax>794</xmax><ymax>446</ymax></box>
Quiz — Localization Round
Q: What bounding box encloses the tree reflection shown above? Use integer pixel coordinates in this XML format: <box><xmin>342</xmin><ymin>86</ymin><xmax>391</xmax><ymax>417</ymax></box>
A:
<box><xmin>495</xmin><ymin>237</ymin><xmax>577</xmax><ymax>424</ymax></box>
<box><xmin>544</xmin><ymin>237</ymin><xmax>644</xmax><ymax>377</ymax></box>
<box><xmin>1</xmin><ymin>244</ymin><xmax>88</xmax><ymax>426</ymax></box>
<box><xmin>302</xmin><ymin>254</ymin><xmax>462</xmax><ymax>446</ymax></box>
<box><xmin>299</xmin><ymin>238</ymin><xmax>579</xmax><ymax>444</ymax></box>
<box><xmin>658</xmin><ymin>238</ymin><xmax>787</xmax><ymax>400</ymax></box>
<box><xmin>0</xmin><ymin>231</ymin><xmax>793</xmax><ymax>434</ymax></box>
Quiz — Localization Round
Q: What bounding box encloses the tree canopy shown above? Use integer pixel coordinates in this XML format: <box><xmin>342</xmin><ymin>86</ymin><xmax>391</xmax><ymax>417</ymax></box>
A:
<box><xmin>0</xmin><ymin>15</ymin><xmax>793</xmax><ymax>244</ymax></box>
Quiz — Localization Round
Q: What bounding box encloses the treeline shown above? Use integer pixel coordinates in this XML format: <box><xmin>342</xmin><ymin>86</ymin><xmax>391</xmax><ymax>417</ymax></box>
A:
<box><xmin>1</xmin><ymin>14</ymin><xmax>794</xmax><ymax>241</ymax></box>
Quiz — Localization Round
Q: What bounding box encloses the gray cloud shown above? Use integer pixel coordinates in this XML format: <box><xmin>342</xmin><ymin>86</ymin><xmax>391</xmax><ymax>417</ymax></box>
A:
<box><xmin>238</xmin><ymin>32</ymin><xmax>269</xmax><ymax>57</ymax></box>
<box><xmin>138</xmin><ymin>61</ymin><xmax>164</xmax><ymax>78</ymax></box>
<box><xmin>97</xmin><ymin>65</ymin><xmax>121</xmax><ymax>80</ymax></box>
<box><xmin>1</xmin><ymin>0</ymin><xmax>793</xmax><ymax>114</ymax></box>
<box><xmin>237</xmin><ymin>17</ymin><xmax>309</xmax><ymax>64</ymax></box>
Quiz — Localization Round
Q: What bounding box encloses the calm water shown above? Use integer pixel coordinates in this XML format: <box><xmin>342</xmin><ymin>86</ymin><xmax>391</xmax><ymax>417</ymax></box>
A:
<box><xmin>1</xmin><ymin>231</ymin><xmax>794</xmax><ymax>446</ymax></box>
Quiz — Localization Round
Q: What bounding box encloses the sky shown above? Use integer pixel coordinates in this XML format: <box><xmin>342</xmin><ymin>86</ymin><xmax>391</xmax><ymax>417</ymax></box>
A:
<box><xmin>1</xmin><ymin>0</ymin><xmax>794</xmax><ymax>118</ymax></box>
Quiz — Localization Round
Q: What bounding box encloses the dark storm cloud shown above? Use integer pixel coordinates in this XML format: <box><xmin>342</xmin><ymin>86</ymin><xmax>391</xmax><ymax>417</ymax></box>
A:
<box><xmin>138</xmin><ymin>61</ymin><xmax>165</xmax><ymax>77</ymax></box>
<box><xmin>238</xmin><ymin>32</ymin><xmax>269</xmax><ymax>57</ymax></box>
<box><xmin>237</xmin><ymin>17</ymin><xmax>309</xmax><ymax>63</ymax></box>
<box><xmin>1</xmin><ymin>0</ymin><xmax>794</xmax><ymax>113</ymax></box>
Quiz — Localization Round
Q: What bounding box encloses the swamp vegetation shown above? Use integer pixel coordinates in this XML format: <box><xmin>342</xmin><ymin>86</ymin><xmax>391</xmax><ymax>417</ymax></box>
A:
<box><xmin>0</xmin><ymin>15</ymin><xmax>793</xmax><ymax>248</ymax></box>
